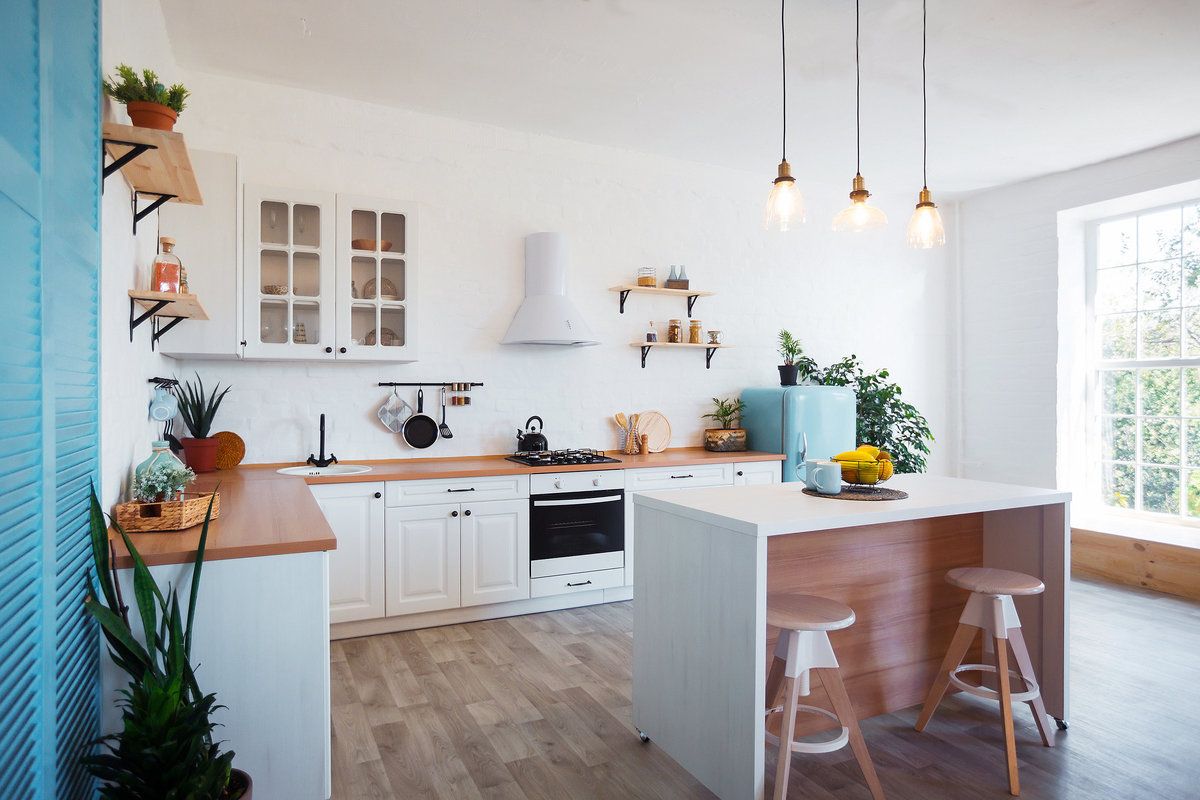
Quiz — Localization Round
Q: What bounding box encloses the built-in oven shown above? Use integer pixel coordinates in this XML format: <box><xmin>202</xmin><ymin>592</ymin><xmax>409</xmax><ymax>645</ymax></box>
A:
<box><xmin>529</xmin><ymin>471</ymin><xmax>625</xmax><ymax>579</ymax></box>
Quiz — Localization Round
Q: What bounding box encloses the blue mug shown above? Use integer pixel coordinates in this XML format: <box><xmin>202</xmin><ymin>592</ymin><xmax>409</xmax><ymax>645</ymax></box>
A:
<box><xmin>804</xmin><ymin>459</ymin><xmax>842</xmax><ymax>495</ymax></box>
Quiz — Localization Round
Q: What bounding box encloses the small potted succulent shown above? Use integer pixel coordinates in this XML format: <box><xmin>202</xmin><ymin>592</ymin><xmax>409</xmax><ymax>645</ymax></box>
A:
<box><xmin>133</xmin><ymin>461</ymin><xmax>196</xmax><ymax>503</ymax></box>
<box><xmin>702</xmin><ymin>397</ymin><xmax>748</xmax><ymax>452</ymax></box>
<box><xmin>777</xmin><ymin>329</ymin><xmax>818</xmax><ymax>386</ymax></box>
<box><xmin>177</xmin><ymin>373</ymin><xmax>231</xmax><ymax>474</ymax></box>
<box><xmin>103</xmin><ymin>64</ymin><xmax>190</xmax><ymax>131</ymax></box>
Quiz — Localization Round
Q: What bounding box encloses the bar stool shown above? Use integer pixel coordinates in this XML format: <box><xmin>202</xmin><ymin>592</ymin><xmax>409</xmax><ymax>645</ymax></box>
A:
<box><xmin>914</xmin><ymin>567</ymin><xmax>1056</xmax><ymax>796</ymax></box>
<box><xmin>765</xmin><ymin>594</ymin><xmax>885</xmax><ymax>800</ymax></box>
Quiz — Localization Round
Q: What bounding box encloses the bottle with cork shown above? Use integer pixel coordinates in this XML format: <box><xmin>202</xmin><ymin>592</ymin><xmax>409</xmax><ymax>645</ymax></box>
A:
<box><xmin>152</xmin><ymin>236</ymin><xmax>185</xmax><ymax>294</ymax></box>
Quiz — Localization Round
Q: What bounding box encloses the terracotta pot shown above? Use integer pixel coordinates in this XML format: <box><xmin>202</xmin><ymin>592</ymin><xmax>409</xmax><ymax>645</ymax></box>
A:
<box><xmin>704</xmin><ymin>428</ymin><xmax>747</xmax><ymax>452</ymax></box>
<box><xmin>225</xmin><ymin>768</ymin><xmax>252</xmax><ymax>799</ymax></box>
<box><xmin>778</xmin><ymin>364</ymin><xmax>799</xmax><ymax>386</ymax></box>
<box><xmin>125</xmin><ymin>101</ymin><xmax>177</xmax><ymax>131</ymax></box>
<box><xmin>180</xmin><ymin>437</ymin><xmax>219</xmax><ymax>473</ymax></box>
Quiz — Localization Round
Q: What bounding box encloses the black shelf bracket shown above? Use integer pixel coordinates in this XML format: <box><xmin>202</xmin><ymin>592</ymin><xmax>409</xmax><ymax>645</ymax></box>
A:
<box><xmin>129</xmin><ymin>298</ymin><xmax>187</xmax><ymax>350</ymax></box>
<box><xmin>131</xmin><ymin>189</ymin><xmax>176</xmax><ymax>235</ymax></box>
<box><xmin>705</xmin><ymin>346</ymin><xmax>719</xmax><ymax>369</ymax></box>
<box><xmin>102</xmin><ymin>137</ymin><xmax>157</xmax><ymax>187</ymax></box>
<box><xmin>618</xmin><ymin>289</ymin><xmax>631</xmax><ymax>314</ymax></box>
<box><xmin>151</xmin><ymin>316</ymin><xmax>186</xmax><ymax>350</ymax></box>
<box><xmin>687</xmin><ymin>294</ymin><xmax>700</xmax><ymax>317</ymax></box>
<box><xmin>639</xmin><ymin>345</ymin><xmax>651</xmax><ymax>369</ymax></box>
<box><xmin>129</xmin><ymin>297</ymin><xmax>169</xmax><ymax>342</ymax></box>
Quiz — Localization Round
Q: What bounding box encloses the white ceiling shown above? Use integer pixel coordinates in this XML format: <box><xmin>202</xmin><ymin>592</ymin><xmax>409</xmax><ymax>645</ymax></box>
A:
<box><xmin>159</xmin><ymin>0</ymin><xmax>1200</xmax><ymax>195</ymax></box>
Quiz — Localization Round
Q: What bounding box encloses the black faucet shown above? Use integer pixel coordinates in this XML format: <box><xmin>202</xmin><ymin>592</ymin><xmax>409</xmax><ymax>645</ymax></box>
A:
<box><xmin>307</xmin><ymin>413</ymin><xmax>338</xmax><ymax>468</ymax></box>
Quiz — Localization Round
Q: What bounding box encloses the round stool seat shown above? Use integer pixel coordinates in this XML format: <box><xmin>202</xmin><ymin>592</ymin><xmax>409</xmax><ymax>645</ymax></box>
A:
<box><xmin>767</xmin><ymin>594</ymin><xmax>855</xmax><ymax>631</ymax></box>
<box><xmin>946</xmin><ymin>567</ymin><xmax>1044</xmax><ymax>596</ymax></box>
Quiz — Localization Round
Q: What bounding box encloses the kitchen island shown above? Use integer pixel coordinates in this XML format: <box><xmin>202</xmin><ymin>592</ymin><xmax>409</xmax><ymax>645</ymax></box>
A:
<box><xmin>631</xmin><ymin>474</ymin><xmax>1070</xmax><ymax>800</ymax></box>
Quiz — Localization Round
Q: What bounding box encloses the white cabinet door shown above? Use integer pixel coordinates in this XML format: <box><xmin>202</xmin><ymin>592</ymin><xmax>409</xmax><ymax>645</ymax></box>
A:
<box><xmin>159</xmin><ymin>150</ymin><xmax>242</xmax><ymax>359</ymax></box>
<box><xmin>242</xmin><ymin>184</ymin><xmax>337</xmax><ymax>360</ymax></box>
<box><xmin>385</xmin><ymin>503</ymin><xmax>461</xmax><ymax>615</ymax></box>
<box><xmin>335</xmin><ymin>194</ymin><xmax>418</xmax><ymax>362</ymax></box>
<box><xmin>734</xmin><ymin>461</ymin><xmax>781</xmax><ymax>486</ymax></box>
<box><xmin>460</xmin><ymin>499</ymin><xmax>529</xmax><ymax>607</ymax></box>
<box><xmin>310</xmin><ymin>483</ymin><xmax>384</xmax><ymax>623</ymax></box>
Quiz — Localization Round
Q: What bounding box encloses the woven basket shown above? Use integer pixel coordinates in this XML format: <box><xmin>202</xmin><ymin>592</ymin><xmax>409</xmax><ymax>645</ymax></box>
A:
<box><xmin>114</xmin><ymin>491</ymin><xmax>221</xmax><ymax>533</ymax></box>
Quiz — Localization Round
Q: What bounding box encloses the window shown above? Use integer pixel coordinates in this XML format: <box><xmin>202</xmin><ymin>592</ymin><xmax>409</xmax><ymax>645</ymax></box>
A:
<box><xmin>1090</xmin><ymin>201</ymin><xmax>1200</xmax><ymax>520</ymax></box>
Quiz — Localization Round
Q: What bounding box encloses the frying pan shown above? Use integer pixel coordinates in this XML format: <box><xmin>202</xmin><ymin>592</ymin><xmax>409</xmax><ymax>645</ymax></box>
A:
<box><xmin>402</xmin><ymin>388</ymin><xmax>440</xmax><ymax>449</ymax></box>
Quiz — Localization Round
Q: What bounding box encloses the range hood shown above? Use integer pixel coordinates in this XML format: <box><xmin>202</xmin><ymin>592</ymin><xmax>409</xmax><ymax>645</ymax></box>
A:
<box><xmin>501</xmin><ymin>232</ymin><xmax>599</xmax><ymax>347</ymax></box>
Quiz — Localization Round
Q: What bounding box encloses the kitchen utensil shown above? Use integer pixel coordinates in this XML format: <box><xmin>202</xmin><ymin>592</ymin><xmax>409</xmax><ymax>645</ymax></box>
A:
<box><xmin>363</xmin><ymin>277</ymin><xmax>399</xmax><ymax>300</ymax></box>
<box><xmin>614</xmin><ymin>412</ymin><xmax>628</xmax><ymax>430</ymax></box>
<box><xmin>517</xmin><ymin>416</ymin><xmax>548</xmax><ymax>451</ymax></box>
<box><xmin>213</xmin><ymin>431</ymin><xmax>247</xmax><ymax>470</ymax></box>
<box><xmin>163</xmin><ymin>418</ymin><xmax>183</xmax><ymax>455</ymax></box>
<box><xmin>149</xmin><ymin>386</ymin><xmax>178</xmax><ymax>422</ymax></box>
<box><xmin>402</xmin><ymin>389</ymin><xmax>440</xmax><ymax>449</ymax></box>
<box><xmin>636</xmin><ymin>410</ymin><xmax>672</xmax><ymax>453</ymax></box>
<box><xmin>351</xmin><ymin>238</ymin><xmax>394</xmax><ymax>252</ymax></box>
<box><xmin>438</xmin><ymin>387</ymin><xmax>453</xmax><ymax>439</ymax></box>
<box><xmin>804</xmin><ymin>460</ymin><xmax>842</xmax><ymax>495</ymax></box>
<box><xmin>377</xmin><ymin>388</ymin><xmax>410</xmax><ymax>433</ymax></box>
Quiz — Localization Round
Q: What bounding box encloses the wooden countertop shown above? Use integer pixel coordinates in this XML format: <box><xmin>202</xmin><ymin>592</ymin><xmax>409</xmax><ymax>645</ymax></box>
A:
<box><xmin>111</xmin><ymin>447</ymin><xmax>782</xmax><ymax>568</ymax></box>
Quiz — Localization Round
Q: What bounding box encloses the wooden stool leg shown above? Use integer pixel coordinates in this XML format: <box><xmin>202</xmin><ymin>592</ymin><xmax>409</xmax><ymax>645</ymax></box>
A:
<box><xmin>994</xmin><ymin>637</ymin><xmax>1021</xmax><ymax>796</ymax></box>
<box><xmin>773</xmin><ymin>675</ymin><xmax>802</xmax><ymax>800</ymax></box>
<box><xmin>766</xmin><ymin>653</ymin><xmax>787</xmax><ymax>711</ymax></box>
<box><xmin>818</xmin><ymin>668</ymin><xmax>886</xmax><ymax>800</ymax></box>
<box><xmin>915</xmin><ymin>623</ymin><xmax>977</xmax><ymax>732</ymax></box>
<box><xmin>1007</xmin><ymin>626</ymin><xmax>1054</xmax><ymax>747</ymax></box>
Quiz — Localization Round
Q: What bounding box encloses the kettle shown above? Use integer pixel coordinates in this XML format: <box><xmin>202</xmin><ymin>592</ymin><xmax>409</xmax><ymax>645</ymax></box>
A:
<box><xmin>516</xmin><ymin>416</ymin><xmax>548</xmax><ymax>452</ymax></box>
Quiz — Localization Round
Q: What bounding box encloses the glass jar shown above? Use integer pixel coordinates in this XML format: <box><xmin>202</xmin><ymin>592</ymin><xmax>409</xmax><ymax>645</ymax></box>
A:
<box><xmin>667</xmin><ymin>319</ymin><xmax>683</xmax><ymax>343</ymax></box>
<box><xmin>645</xmin><ymin>321</ymin><xmax>658</xmax><ymax>343</ymax></box>
<box><xmin>134</xmin><ymin>440</ymin><xmax>186</xmax><ymax>500</ymax></box>
<box><xmin>636</xmin><ymin>267</ymin><xmax>657</xmax><ymax>287</ymax></box>
<box><xmin>689</xmin><ymin>319</ymin><xmax>703</xmax><ymax>344</ymax></box>
<box><xmin>152</xmin><ymin>237</ymin><xmax>182</xmax><ymax>293</ymax></box>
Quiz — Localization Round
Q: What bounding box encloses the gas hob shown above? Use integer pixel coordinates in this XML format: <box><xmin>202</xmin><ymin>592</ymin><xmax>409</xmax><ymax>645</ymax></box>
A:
<box><xmin>506</xmin><ymin>449</ymin><xmax>622</xmax><ymax>467</ymax></box>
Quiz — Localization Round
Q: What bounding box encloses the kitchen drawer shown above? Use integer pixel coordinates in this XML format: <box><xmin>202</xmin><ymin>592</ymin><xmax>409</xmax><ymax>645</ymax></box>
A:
<box><xmin>530</xmin><ymin>567</ymin><xmax>625</xmax><ymax>599</ymax></box>
<box><xmin>385</xmin><ymin>474</ymin><xmax>530</xmax><ymax>507</ymax></box>
<box><xmin>529</xmin><ymin>469</ymin><xmax>624</xmax><ymax>495</ymax></box>
<box><xmin>624</xmin><ymin>462</ymin><xmax>734</xmax><ymax>492</ymax></box>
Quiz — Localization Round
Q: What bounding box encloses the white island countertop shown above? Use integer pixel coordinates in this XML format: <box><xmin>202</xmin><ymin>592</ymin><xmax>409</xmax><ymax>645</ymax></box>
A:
<box><xmin>633</xmin><ymin>473</ymin><xmax>1071</xmax><ymax>537</ymax></box>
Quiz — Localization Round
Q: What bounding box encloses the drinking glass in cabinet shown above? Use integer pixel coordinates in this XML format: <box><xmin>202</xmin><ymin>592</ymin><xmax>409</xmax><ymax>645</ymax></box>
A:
<box><xmin>260</xmin><ymin>250</ymin><xmax>289</xmax><ymax>294</ymax></box>
<box><xmin>293</xmin><ymin>204</ymin><xmax>321</xmax><ymax>248</ymax></box>
<box><xmin>293</xmin><ymin>252</ymin><xmax>321</xmax><ymax>297</ymax></box>
<box><xmin>292</xmin><ymin>302</ymin><xmax>321</xmax><ymax>344</ymax></box>
<box><xmin>260</xmin><ymin>201</ymin><xmax>288</xmax><ymax>245</ymax></box>
<box><xmin>379</xmin><ymin>259</ymin><xmax>405</xmax><ymax>301</ymax></box>
<box><xmin>260</xmin><ymin>300</ymin><xmax>288</xmax><ymax>343</ymax></box>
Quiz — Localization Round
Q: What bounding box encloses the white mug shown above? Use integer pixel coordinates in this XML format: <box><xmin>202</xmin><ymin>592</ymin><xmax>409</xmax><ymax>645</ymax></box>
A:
<box><xmin>804</xmin><ymin>459</ymin><xmax>842</xmax><ymax>495</ymax></box>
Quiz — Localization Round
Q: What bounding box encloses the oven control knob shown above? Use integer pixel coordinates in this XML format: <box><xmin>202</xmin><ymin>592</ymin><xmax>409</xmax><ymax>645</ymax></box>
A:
<box><xmin>554</xmin><ymin>479</ymin><xmax>563</xmax><ymax>489</ymax></box>
<box><xmin>592</xmin><ymin>478</ymin><xmax>600</xmax><ymax>486</ymax></box>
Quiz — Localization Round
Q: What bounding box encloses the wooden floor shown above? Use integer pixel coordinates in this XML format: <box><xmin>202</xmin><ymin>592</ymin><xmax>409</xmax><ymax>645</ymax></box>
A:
<box><xmin>331</xmin><ymin>579</ymin><xmax>1200</xmax><ymax>799</ymax></box>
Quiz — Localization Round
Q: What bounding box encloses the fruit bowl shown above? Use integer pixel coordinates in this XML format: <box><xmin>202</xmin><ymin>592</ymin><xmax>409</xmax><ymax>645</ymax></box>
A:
<box><xmin>831</xmin><ymin>446</ymin><xmax>895</xmax><ymax>486</ymax></box>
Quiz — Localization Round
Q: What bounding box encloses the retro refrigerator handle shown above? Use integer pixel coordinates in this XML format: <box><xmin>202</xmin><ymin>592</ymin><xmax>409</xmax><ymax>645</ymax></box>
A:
<box><xmin>794</xmin><ymin>431</ymin><xmax>808</xmax><ymax>481</ymax></box>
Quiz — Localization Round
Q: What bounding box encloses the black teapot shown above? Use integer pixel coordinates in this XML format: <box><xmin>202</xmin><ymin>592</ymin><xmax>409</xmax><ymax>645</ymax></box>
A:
<box><xmin>516</xmin><ymin>416</ymin><xmax>548</xmax><ymax>452</ymax></box>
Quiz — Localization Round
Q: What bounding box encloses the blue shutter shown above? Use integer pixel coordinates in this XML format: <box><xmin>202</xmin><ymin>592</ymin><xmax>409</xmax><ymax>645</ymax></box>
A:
<box><xmin>0</xmin><ymin>0</ymin><xmax>101</xmax><ymax>796</ymax></box>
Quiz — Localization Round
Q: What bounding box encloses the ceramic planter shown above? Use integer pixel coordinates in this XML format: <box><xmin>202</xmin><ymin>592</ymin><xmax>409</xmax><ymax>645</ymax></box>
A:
<box><xmin>704</xmin><ymin>428</ymin><xmax>747</xmax><ymax>452</ymax></box>
<box><xmin>226</xmin><ymin>768</ymin><xmax>252</xmax><ymax>799</ymax></box>
<box><xmin>125</xmin><ymin>100</ymin><xmax>177</xmax><ymax>131</ymax></box>
<box><xmin>180</xmin><ymin>437</ymin><xmax>219</xmax><ymax>473</ymax></box>
<box><xmin>778</xmin><ymin>364</ymin><xmax>799</xmax><ymax>386</ymax></box>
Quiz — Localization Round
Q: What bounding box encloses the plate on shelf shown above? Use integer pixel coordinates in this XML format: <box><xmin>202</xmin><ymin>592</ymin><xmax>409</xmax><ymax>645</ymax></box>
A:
<box><xmin>636</xmin><ymin>410</ymin><xmax>672</xmax><ymax>453</ymax></box>
<box><xmin>365</xmin><ymin>327</ymin><xmax>400</xmax><ymax>346</ymax></box>
<box><xmin>351</xmin><ymin>238</ymin><xmax>393</xmax><ymax>252</ymax></box>
<box><xmin>262</xmin><ymin>284</ymin><xmax>287</xmax><ymax>295</ymax></box>
<box><xmin>363</xmin><ymin>277</ymin><xmax>399</xmax><ymax>300</ymax></box>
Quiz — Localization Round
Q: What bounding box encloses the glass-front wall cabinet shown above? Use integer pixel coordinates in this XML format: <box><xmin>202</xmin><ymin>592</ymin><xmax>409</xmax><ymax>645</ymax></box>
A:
<box><xmin>242</xmin><ymin>187</ymin><xmax>418</xmax><ymax>362</ymax></box>
<box><xmin>336</xmin><ymin>194</ymin><xmax>418</xmax><ymax>361</ymax></box>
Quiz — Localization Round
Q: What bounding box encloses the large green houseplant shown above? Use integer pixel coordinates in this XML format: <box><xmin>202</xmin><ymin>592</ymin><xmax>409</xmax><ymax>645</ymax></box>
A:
<box><xmin>84</xmin><ymin>487</ymin><xmax>251</xmax><ymax>799</ymax></box>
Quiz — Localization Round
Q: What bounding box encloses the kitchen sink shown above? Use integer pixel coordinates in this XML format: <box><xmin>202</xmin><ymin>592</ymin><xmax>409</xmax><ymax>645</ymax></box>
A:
<box><xmin>277</xmin><ymin>464</ymin><xmax>373</xmax><ymax>477</ymax></box>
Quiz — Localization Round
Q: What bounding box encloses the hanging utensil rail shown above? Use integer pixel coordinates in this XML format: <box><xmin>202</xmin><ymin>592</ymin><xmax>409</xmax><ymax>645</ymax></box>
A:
<box><xmin>377</xmin><ymin>382</ymin><xmax>484</xmax><ymax>388</ymax></box>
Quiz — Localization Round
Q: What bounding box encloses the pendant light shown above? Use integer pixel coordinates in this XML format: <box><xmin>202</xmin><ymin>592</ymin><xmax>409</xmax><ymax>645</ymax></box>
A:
<box><xmin>764</xmin><ymin>0</ymin><xmax>805</xmax><ymax>231</ymax></box>
<box><xmin>906</xmin><ymin>0</ymin><xmax>946</xmax><ymax>248</ymax></box>
<box><xmin>832</xmin><ymin>0</ymin><xmax>887</xmax><ymax>232</ymax></box>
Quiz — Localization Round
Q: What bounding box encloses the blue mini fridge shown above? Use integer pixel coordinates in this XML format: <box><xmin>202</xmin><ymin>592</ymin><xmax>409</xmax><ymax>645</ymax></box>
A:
<box><xmin>740</xmin><ymin>386</ymin><xmax>857</xmax><ymax>483</ymax></box>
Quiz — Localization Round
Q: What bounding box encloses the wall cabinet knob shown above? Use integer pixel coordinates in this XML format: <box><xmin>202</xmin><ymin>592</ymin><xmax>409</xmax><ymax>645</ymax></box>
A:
<box><xmin>464</xmin><ymin>509</ymin><xmax>472</xmax><ymax>516</ymax></box>
<box><xmin>373</xmin><ymin>491</ymin><xmax>381</xmax><ymax>499</ymax></box>
<box><xmin>339</xmin><ymin>347</ymin><xmax>347</xmax><ymax>354</ymax></box>
<box><xmin>324</xmin><ymin>346</ymin><xmax>333</xmax><ymax>353</ymax></box>
<box><xmin>451</xmin><ymin>510</ymin><xmax>459</xmax><ymax>517</ymax></box>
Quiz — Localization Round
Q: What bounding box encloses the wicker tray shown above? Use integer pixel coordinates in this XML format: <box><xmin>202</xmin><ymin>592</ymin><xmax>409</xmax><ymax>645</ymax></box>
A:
<box><xmin>114</xmin><ymin>491</ymin><xmax>221</xmax><ymax>532</ymax></box>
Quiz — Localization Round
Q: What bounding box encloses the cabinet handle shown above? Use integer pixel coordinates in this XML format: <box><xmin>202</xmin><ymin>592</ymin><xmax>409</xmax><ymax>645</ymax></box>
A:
<box><xmin>566</xmin><ymin>580</ymin><xmax>593</xmax><ymax>587</ymax></box>
<box><xmin>451</xmin><ymin>510</ymin><xmax>459</xmax><ymax>517</ymax></box>
<box><xmin>464</xmin><ymin>509</ymin><xmax>472</xmax><ymax>516</ymax></box>
<box><xmin>736</xmin><ymin>471</ymin><xmax>744</xmax><ymax>477</ymax></box>
<box><xmin>239</xmin><ymin>340</ymin><xmax>247</xmax><ymax>347</ymax></box>
<box><xmin>324</xmin><ymin>346</ymin><xmax>333</xmax><ymax>353</ymax></box>
<box><xmin>374</xmin><ymin>491</ymin><xmax>381</xmax><ymax>499</ymax></box>
<box><xmin>447</xmin><ymin>487</ymin><xmax>476</xmax><ymax>493</ymax></box>
<box><xmin>670</xmin><ymin>474</ymin><xmax>693</xmax><ymax>479</ymax></box>
<box><xmin>339</xmin><ymin>346</ymin><xmax>347</xmax><ymax>354</ymax></box>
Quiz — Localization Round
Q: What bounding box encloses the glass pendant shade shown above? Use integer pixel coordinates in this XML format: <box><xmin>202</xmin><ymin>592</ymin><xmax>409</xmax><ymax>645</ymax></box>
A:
<box><xmin>906</xmin><ymin>187</ymin><xmax>945</xmax><ymax>248</ymax></box>
<box><xmin>832</xmin><ymin>173</ymin><xmax>887</xmax><ymax>232</ymax></box>
<box><xmin>764</xmin><ymin>160</ymin><xmax>806</xmax><ymax>231</ymax></box>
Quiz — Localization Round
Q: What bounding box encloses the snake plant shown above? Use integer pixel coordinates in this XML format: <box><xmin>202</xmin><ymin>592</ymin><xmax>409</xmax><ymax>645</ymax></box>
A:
<box><xmin>177</xmin><ymin>373</ymin><xmax>231</xmax><ymax>439</ymax></box>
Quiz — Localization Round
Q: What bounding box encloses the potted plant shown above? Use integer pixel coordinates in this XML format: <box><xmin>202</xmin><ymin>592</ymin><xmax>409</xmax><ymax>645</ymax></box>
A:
<box><xmin>83</xmin><ymin>487</ymin><xmax>252</xmax><ymax>798</ymax></box>
<box><xmin>777</xmin><ymin>329</ymin><xmax>818</xmax><ymax>386</ymax></box>
<box><xmin>103</xmin><ymin>64</ymin><xmax>190</xmax><ymax>131</ymax></box>
<box><xmin>177</xmin><ymin>373</ymin><xmax>231</xmax><ymax>474</ymax></box>
<box><xmin>702</xmin><ymin>397</ymin><xmax>748</xmax><ymax>452</ymax></box>
<box><xmin>132</xmin><ymin>461</ymin><xmax>196</xmax><ymax>503</ymax></box>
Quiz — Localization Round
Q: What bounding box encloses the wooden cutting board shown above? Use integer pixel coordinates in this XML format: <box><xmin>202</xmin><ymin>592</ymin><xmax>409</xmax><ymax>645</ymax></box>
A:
<box><xmin>636</xmin><ymin>410</ymin><xmax>672</xmax><ymax>453</ymax></box>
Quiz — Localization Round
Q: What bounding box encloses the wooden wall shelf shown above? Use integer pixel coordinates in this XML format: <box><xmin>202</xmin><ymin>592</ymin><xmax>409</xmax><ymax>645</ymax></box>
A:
<box><xmin>630</xmin><ymin>341</ymin><xmax>730</xmax><ymax>369</ymax></box>
<box><xmin>128</xmin><ymin>290</ymin><xmax>208</xmax><ymax>350</ymax></box>
<box><xmin>609</xmin><ymin>284</ymin><xmax>714</xmax><ymax>317</ymax></box>
<box><xmin>103</xmin><ymin>122</ymin><xmax>203</xmax><ymax>234</ymax></box>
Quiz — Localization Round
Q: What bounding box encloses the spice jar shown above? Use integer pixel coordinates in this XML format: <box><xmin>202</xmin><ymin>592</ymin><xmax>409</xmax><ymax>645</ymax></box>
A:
<box><xmin>667</xmin><ymin>319</ymin><xmax>683</xmax><ymax>343</ymax></box>
<box><xmin>152</xmin><ymin>236</ymin><xmax>182</xmax><ymax>293</ymax></box>
<box><xmin>637</xmin><ymin>267</ymin><xmax>657</xmax><ymax>287</ymax></box>
<box><xmin>689</xmin><ymin>319</ymin><xmax>703</xmax><ymax>344</ymax></box>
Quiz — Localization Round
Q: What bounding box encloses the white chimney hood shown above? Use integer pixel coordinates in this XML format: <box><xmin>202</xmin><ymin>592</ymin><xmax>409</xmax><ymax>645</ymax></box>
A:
<box><xmin>501</xmin><ymin>232</ymin><xmax>599</xmax><ymax>347</ymax></box>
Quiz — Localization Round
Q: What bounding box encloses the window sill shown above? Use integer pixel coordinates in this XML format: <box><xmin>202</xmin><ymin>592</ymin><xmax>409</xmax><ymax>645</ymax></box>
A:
<box><xmin>1072</xmin><ymin>510</ymin><xmax>1200</xmax><ymax>551</ymax></box>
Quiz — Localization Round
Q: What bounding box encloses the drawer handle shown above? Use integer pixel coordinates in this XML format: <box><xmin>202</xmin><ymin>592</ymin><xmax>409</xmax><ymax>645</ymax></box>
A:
<box><xmin>670</xmin><ymin>474</ymin><xmax>693</xmax><ymax>479</ymax></box>
<box><xmin>566</xmin><ymin>580</ymin><xmax>593</xmax><ymax>587</ymax></box>
<box><xmin>447</xmin><ymin>487</ymin><xmax>476</xmax><ymax>493</ymax></box>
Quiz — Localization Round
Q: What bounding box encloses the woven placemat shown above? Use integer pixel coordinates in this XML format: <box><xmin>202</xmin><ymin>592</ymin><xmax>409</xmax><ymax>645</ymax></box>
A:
<box><xmin>802</xmin><ymin>486</ymin><xmax>909</xmax><ymax>501</ymax></box>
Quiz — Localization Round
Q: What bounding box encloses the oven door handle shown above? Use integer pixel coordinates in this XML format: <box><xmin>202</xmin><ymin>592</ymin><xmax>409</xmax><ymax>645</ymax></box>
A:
<box><xmin>532</xmin><ymin>494</ymin><xmax>623</xmax><ymax>507</ymax></box>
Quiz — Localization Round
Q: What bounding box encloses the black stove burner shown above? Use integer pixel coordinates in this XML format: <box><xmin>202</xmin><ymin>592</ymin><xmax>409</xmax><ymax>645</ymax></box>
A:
<box><xmin>506</xmin><ymin>448</ymin><xmax>622</xmax><ymax>467</ymax></box>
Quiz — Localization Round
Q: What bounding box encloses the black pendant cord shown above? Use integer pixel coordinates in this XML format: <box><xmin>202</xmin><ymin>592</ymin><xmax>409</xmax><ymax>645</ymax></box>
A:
<box><xmin>854</xmin><ymin>0</ymin><xmax>861</xmax><ymax>175</ymax></box>
<box><xmin>781</xmin><ymin>0</ymin><xmax>787</xmax><ymax>162</ymax></box>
